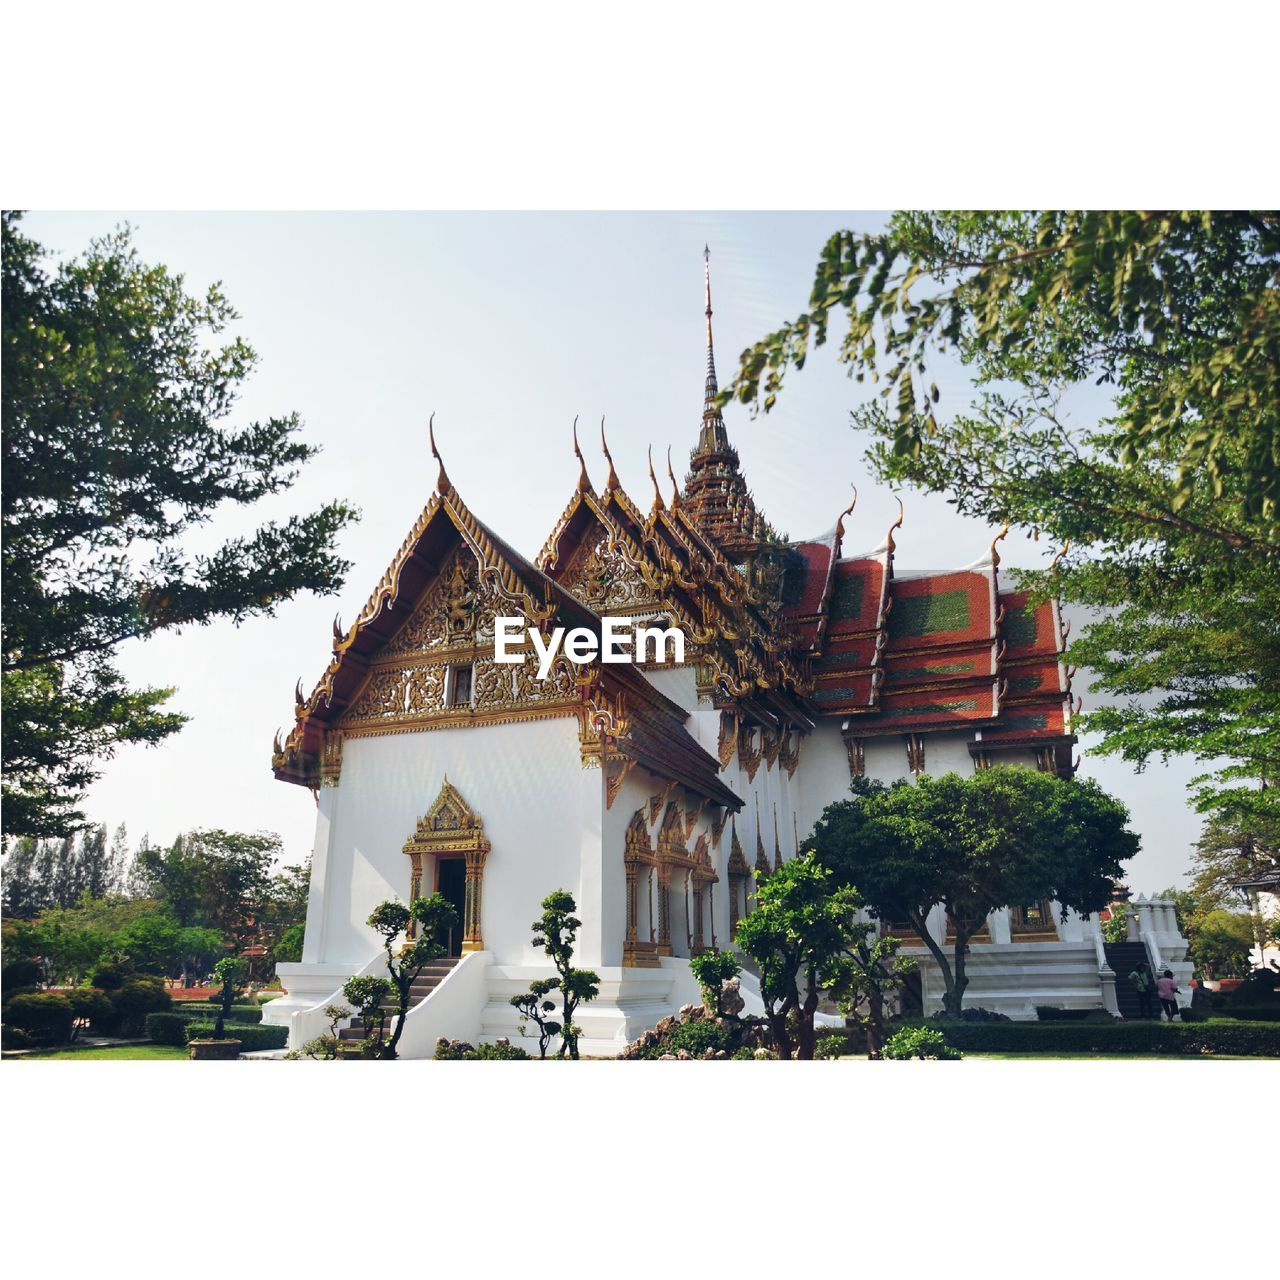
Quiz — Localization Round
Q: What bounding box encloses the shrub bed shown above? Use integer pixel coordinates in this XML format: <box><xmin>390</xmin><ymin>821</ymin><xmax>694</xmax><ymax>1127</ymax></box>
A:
<box><xmin>182</xmin><ymin>1022</ymin><xmax>288</xmax><ymax>1052</ymax></box>
<box><xmin>3</xmin><ymin>993</ymin><xmax>75</xmax><ymax>1045</ymax></box>
<box><xmin>162</xmin><ymin>1003</ymin><xmax>263</xmax><ymax>1025</ymax></box>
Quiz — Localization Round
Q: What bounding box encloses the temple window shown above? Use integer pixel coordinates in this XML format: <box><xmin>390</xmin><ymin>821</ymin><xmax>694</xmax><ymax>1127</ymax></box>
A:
<box><xmin>446</xmin><ymin>663</ymin><xmax>473</xmax><ymax>708</ymax></box>
<box><xmin>1009</xmin><ymin>900</ymin><xmax>1058</xmax><ymax>940</ymax></box>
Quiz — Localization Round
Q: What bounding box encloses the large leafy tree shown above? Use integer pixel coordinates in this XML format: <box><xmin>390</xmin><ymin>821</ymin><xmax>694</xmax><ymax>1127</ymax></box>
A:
<box><xmin>1</xmin><ymin>212</ymin><xmax>357</xmax><ymax>836</ymax></box>
<box><xmin>810</xmin><ymin>770</ymin><xmax>1138</xmax><ymax>1017</ymax></box>
<box><xmin>132</xmin><ymin>828</ymin><xmax>277</xmax><ymax>944</ymax></box>
<box><xmin>727</xmin><ymin>212</ymin><xmax>1280</xmax><ymax>826</ymax></box>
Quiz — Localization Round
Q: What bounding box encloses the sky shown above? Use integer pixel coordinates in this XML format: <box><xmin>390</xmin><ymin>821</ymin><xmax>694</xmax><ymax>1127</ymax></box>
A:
<box><xmin>21</xmin><ymin>210</ymin><xmax>1207</xmax><ymax>891</ymax></box>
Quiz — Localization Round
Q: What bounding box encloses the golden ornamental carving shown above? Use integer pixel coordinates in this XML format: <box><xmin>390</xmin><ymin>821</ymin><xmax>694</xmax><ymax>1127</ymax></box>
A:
<box><xmin>717</xmin><ymin>711</ymin><xmax>737</xmax><ymax>769</ymax></box>
<box><xmin>779</xmin><ymin>729</ymin><xmax>803</xmax><ymax>779</ymax></box>
<box><xmin>761</xmin><ymin>727</ymin><xmax>783</xmax><ymax>770</ymax></box>
<box><xmin>623</xmin><ymin>808</ymin><xmax>661</xmax><ymax>968</ymax></box>
<box><xmin>906</xmin><ymin>733</ymin><xmax>927</xmax><ymax>775</ymax></box>
<box><xmin>318</xmin><ymin>733</ymin><xmax>344</xmax><ymax>788</ymax></box>
<box><xmin>648</xmin><ymin>780</ymin><xmax>677</xmax><ymax>826</ymax></box>
<box><xmin>845</xmin><ymin>735</ymin><xmax>866</xmax><ymax>779</ymax></box>
<box><xmin>738</xmin><ymin>722</ymin><xmax>763</xmax><ymax>783</ymax></box>
<box><xmin>402</xmin><ymin>778</ymin><xmax>491</xmax><ymax>953</ymax></box>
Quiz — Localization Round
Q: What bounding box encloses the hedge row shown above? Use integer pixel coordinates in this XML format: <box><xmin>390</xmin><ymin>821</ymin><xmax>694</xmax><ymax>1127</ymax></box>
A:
<box><xmin>145</xmin><ymin>1013</ymin><xmax>286</xmax><ymax>1050</ymax></box>
<box><xmin>167</xmin><ymin>1004</ymin><xmax>263</xmax><ymax>1024</ymax></box>
<box><xmin>914</xmin><ymin>1020</ymin><xmax>1279</xmax><ymax>1056</ymax></box>
<box><xmin>183</xmin><ymin>1022</ymin><xmax>288</xmax><ymax>1052</ymax></box>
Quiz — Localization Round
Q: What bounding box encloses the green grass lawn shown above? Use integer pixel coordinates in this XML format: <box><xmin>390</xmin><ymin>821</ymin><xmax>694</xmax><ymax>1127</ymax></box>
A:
<box><xmin>17</xmin><ymin>1044</ymin><xmax>189</xmax><ymax>1061</ymax></box>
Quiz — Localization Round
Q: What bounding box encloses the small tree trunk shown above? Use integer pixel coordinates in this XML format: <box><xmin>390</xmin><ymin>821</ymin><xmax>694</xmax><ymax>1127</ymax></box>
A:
<box><xmin>947</xmin><ymin>932</ymin><xmax>973</xmax><ymax>1018</ymax></box>
<box><xmin>912</xmin><ymin>912</ymin><xmax>957</xmax><ymax>1016</ymax></box>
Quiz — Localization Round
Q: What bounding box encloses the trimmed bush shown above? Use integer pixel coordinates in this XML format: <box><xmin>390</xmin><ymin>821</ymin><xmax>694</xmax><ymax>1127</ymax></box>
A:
<box><xmin>66</xmin><ymin>988</ymin><xmax>113</xmax><ymax>1027</ymax></box>
<box><xmin>3</xmin><ymin>993</ymin><xmax>75</xmax><ymax>1045</ymax></box>
<box><xmin>94</xmin><ymin>977</ymin><xmax>172</xmax><ymax>1036</ymax></box>
<box><xmin>927</xmin><ymin>1006</ymin><xmax>1011</xmax><ymax>1023</ymax></box>
<box><xmin>884</xmin><ymin>1026</ymin><xmax>961</xmax><ymax>1059</ymax></box>
<box><xmin>2</xmin><ymin>959</ymin><xmax>42</xmax><ymax>992</ymax></box>
<box><xmin>466</xmin><ymin>1040</ymin><xmax>530</xmax><ymax>1060</ymax></box>
<box><xmin>183</xmin><ymin>1021</ymin><xmax>288</xmax><ymax>1052</ymax></box>
<box><xmin>164</xmin><ymin>1003</ymin><xmax>263</xmax><ymax>1025</ymax></box>
<box><xmin>147</xmin><ymin>1012</ymin><xmax>197</xmax><ymax>1046</ymax></box>
<box><xmin>2</xmin><ymin>1025</ymin><xmax>35</xmax><ymax>1050</ymax></box>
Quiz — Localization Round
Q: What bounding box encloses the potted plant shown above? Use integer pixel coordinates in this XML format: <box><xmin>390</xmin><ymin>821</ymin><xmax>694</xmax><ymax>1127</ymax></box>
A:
<box><xmin>188</xmin><ymin>957</ymin><xmax>247</xmax><ymax>1060</ymax></box>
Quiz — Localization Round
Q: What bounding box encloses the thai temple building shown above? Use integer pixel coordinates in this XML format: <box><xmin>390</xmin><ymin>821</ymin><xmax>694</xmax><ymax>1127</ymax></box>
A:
<box><xmin>265</xmin><ymin>252</ymin><xmax>1191</xmax><ymax>1055</ymax></box>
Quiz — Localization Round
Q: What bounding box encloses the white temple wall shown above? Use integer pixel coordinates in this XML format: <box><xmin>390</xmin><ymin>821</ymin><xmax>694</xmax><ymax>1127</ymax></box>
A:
<box><xmin>309</xmin><ymin>717</ymin><xmax>591</xmax><ymax>968</ymax></box>
<box><xmin>795</xmin><ymin>719</ymin><xmax>853</xmax><ymax>839</ymax></box>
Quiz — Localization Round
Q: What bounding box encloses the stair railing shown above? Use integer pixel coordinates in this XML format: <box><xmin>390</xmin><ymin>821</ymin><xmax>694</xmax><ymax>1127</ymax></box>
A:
<box><xmin>1090</xmin><ymin>923</ymin><xmax>1120</xmax><ymax>1016</ymax></box>
<box><xmin>1134</xmin><ymin>894</ymin><xmax>1165</xmax><ymax>972</ymax></box>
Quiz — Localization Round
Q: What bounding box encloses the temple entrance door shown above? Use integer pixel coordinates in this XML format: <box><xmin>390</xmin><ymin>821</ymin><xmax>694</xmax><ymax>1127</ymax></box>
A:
<box><xmin>434</xmin><ymin>857</ymin><xmax>467</xmax><ymax>958</ymax></box>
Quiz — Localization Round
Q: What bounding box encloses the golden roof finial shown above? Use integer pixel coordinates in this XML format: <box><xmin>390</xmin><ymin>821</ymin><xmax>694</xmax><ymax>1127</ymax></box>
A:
<box><xmin>835</xmin><ymin>484</ymin><xmax>858</xmax><ymax>541</ymax></box>
<box><xmin>429</xmin><ymin>412</ymin><xmax>449</xmax><ymax>496</ymax></box>
<box><xmin>600</xmin><ymin>416</ymin><xmax>619</xmax><ymax>491</ymax></box>
<box><xmin>572</xmin><ymin>416</ymin><xmax>591</xmax><ymax>493</ymax></box>
<box><xmin>647</xmin><ymin>446</ymin><xmax>665</xmax><ymax>510</ymax></box>
<box><xmin>989</xmin><ymin>519</ymin><xmax>1009</xmax><ymax>568</ymax></box>
<box><xmin>666</xmin><ymin>446</ymin><xmax>682</xmax><ymax>509</ymax></box>
<box><xmin>886</xmin><ymin>496</ymin><xmax>904</xmax><ymax>555</ymax></box>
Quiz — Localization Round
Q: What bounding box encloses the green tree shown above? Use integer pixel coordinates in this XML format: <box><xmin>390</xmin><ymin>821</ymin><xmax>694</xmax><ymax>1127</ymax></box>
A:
<box><xmin>1</xmin><ymin>212</ymin><xmax>357</xmax><ymax>837</ymax></box>
<box><xmin>727</xmin><ymin>212</ymin><xmax>1280</xmax><ymax>827</ymax></box>
<box><xmin>734</xmin><ymin>852</ymin><xmax>866</xmax><ymax>1060</ymax></box>
<box><xmin>1189</xmin><ymin>910</ymin><xmax>1256</xmax><ymax>979</ymax></box>
<box><xmin>528</xmin><ymin>889</ymin><xmax>600</xmax><ymax>1060</ymax></box>
<box><xmin>810</xmin><ymin>769</ymin><xmax>1137</xmax><ymax>1017</ymax></box>
<box><xmin>1186</xmin><ymin>813</ymin><xmax>1279</xmax><ymax>961</ymax></box>
<box><xmin>133</xmin><ymin>829</ymin><xmax>277</xmax><ymax>943</ymax></box>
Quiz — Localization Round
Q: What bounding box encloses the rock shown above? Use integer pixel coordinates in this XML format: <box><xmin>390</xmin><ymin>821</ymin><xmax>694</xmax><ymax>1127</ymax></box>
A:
<box><xmin>720</xmin><ymin>977</ymin><xmax>745</xmax><ymax>1017</ymax></box>
<box><xmin>659</xmin><ymin>1053</ymin><xmax>677</xmax><ymax>1061</ymax></box>
<box><xmin>753</xmin><ymin>1047</ymin><xmax>770</xmax><ymax>1060</ymax></box>
<box><xmin>676</xmin><ymin>1049</ymin><xmax>693</xmax><ymax>1060</ymax></box>
<box><xmin>678</xmin><ymin>1003</ymin><xmax>696</xmax><ymax>1021</ymax></box>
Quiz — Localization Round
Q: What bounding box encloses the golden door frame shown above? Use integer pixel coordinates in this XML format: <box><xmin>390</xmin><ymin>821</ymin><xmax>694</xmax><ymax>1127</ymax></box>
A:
<box><xmin>402</xmin><ymin>777</ymin><xmax>491</xmax><ymax>953</ymax></box>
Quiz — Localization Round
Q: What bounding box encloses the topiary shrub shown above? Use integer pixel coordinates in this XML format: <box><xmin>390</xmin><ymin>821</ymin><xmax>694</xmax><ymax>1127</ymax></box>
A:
<box><xmin>1036</xmin><ymin>1006</ymin><xmax>1095</xmax><ymax>1022</ymax></box>
<box><xmin>89</xmin><ymin>959</ymin><xmax>130</xmax><ymax>992</ymax></box>
<box><xmin>884</xmin><ymin>1026</ymin><xmax>962</xmax><ymax>1060</ymax></box>
<box><xmin>433</xmin><ymin>1037</ymin><xmax>475</xmax><ymax>1060</ymax></box>
<box><xmin>1</xmin><ymin>959</ymin><xmax>42</xmax><ymax>992</ymax></box>
<box><xmin>66</xmin><ymin>988</ymin><xmax>112</xmax><ymax>1037</ymax></box>
<box><xmin>97</xmin><ymin>976</ymin><xmax>172</xmax><ymax>1036</ymax></box>
<box><xmin>3</xmin><ymin>993</ymin><xmax>75</xmax><ymax>1045</ymax></box>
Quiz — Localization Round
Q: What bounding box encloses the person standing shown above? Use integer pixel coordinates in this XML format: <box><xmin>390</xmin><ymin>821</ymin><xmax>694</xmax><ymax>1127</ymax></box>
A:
<box><xmin>1128</xmin><ymin>961</ymin><xmax>1156</xmax><ymax>1020</ymax></box>
<box><xmin>1156</xmin><ymin>969</ymin><xmax>1180</xmax><ymax>1021</ymax></box>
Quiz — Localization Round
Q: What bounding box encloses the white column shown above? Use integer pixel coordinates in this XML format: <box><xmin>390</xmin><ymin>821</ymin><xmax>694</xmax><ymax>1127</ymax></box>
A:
<box><xmin>301</xmin><ymin>784</ymin><xmax>340</xmax><ymax>964</ymax></box>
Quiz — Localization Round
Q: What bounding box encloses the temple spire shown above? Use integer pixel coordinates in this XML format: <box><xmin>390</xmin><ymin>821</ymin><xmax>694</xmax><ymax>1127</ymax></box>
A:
<box><xmin>683</xmin><ymin>247</ymin><xmax>769</xmax><ymax>561</ymax></box>
<box><xmin>704</xmin><ymin>244</ymin><xmax>719</xmax><ymax>415</ymax></box>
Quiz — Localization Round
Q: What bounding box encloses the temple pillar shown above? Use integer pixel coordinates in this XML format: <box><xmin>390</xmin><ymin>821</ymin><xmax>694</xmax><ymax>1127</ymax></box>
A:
<box><xmin>461</xmin><ymin>846</ymin><xmax>488</xmax><ymax>953</ymax></box>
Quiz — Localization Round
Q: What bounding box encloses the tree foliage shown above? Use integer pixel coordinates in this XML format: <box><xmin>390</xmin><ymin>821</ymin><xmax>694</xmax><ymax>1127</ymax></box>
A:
<box><xmin>727</xmin><ymin>212</ymin><xmax>1280</xmax><ymax>826</ymax></box>
<box><xmin>331</xmin><ymin>896</ymin><xmax>458</xmax><ymax>1060</ymax></box>
<box><xmin>734</xmin><ymin>852</ymin><xmax>865</xmax><ymax>1060</ymax></box>
<box><xmin>1</xmin><ymin>211</ymin><xmax>357</xmax><ymax>836</ymax></box>
<box><xmin>810</xmin><ymin>770</ymin><xmax>1137</xmax><ymax>1016</ymax></box>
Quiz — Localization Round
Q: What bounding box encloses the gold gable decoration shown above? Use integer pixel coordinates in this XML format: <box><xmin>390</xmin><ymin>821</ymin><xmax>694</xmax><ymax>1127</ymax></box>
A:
<box><xmin>402</xmin><ymin>778</ymin><xmax>491</xmax><ymax>953</ymax></box>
